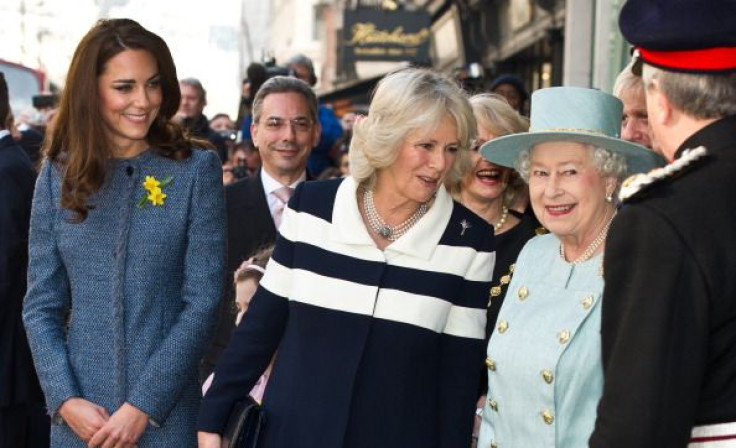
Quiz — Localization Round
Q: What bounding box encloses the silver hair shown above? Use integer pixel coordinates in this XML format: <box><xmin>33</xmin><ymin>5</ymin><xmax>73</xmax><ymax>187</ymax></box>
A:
<box><xmin>642</xmin><ymin>64</ymin><xmax>736</xmax><ymax>119</ymax></box>
<box><xmin>179</xmin><ymin>77</ymin><xmax>206</xmax><ymax>102</ymax></box>
<box><xmin>613</xmin><ymin>61</ymin><xmax>644</xmax><ymax>98</ymax></box>
<box><xmin>251</xmin><ymin>76</ymin><xmax>318</xmax><ymax>124</ymax></box>
<box><xmin>516</xmin><ymin>144</ymin><xmax>628</xmax><ymax>194</ymax></box>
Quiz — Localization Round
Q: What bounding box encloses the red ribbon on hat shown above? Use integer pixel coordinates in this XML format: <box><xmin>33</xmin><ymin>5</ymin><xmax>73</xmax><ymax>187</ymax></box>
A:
<box><xmin>638</xmin><ymin>46</ymin><xmax>736</xmax><ymax>72</ymax></box>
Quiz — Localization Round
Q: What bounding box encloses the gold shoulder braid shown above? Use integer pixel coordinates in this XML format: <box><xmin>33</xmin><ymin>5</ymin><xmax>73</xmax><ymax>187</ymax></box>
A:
<box><xmin>619</xmin><ymin>146</ymin><xmax>707</xmax><ymax>202</ymax></box>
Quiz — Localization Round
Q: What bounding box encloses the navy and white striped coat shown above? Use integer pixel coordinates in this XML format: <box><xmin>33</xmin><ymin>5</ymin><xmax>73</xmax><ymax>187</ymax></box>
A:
<box><xmin>198</xmin><ymin>176</ymin><xmax>494</xmax><ymax>447</ymax></box>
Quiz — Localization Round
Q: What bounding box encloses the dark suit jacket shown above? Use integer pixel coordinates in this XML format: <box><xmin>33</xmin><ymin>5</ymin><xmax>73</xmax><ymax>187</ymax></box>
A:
<box><xmin>0</xmin><ymin>134</ymin><xmax>42</xmax><ymax>407</ymax></box>
<box><xmin>200</xmin><ymin>171</ymin><xmax>278</xmax><ymax>380</ymax></box>
<box><xmin>590</xmin><ymin>115</ymin><xmax>736</xmax><ymax>447</ymax></box>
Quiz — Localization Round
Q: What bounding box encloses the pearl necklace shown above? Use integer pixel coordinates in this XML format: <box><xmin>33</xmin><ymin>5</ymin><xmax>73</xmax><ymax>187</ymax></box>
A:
<box><xmin>362</xmin><ymin>188</ymin><xmax>428</xmax><ymax>241</ymax></box>
<box><xmin>494</xmin><ymin>206</ymin><xmax>509</xmax><ymax>232</ymax></box>
<box><xmin>559</xmin><ymin>213</ymin><xmax>616</xmax><ymax>264</ymax></box>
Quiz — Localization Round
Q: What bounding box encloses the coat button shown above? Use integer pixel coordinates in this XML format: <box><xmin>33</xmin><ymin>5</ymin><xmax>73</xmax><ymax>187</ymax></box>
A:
<box><xmin>490</xmin><ymin>286</ymin><xmax>502</xmax><ymax>298</ymax></box>
<box><xmin>541</xmin><ymin>409</ymin><xmax>554</xmax><ymax>424</ymax></box>
<box><xmin>517</xmin><ymin>286</ymin><xmax>529</xmax><ymax>300</ymax></box>
<box><xmin>485</xmin><ymin>357</ymin><xmax>496</xmax><ymax>371</ymax></box>
<box><xmin>497</xmin><ymin>320</ymin><xmax>509</xmax><ymax>334</ymax></box>
<box><xmin>558</xmin><ymin>329</ymin><xmax>571</xmax><ymax>344</ymax></box>
<box><xmin>581</xmin><ymin>295</ymin><xmax>594</xmax><ymax>310</ymax></box>
<box><xmin>488</xmin><ymin>399</ymin><xmax>499</xmax><ymax>412</ymax></box>
<box><xmin>491</xmin><ymin>442</ymin><xmax>498</xmax><ymax>448</ymax></box>
<box><xmin>541</xmin><ymin>369</ymin><xmax>554</xmax><ymax>384</ymax></box>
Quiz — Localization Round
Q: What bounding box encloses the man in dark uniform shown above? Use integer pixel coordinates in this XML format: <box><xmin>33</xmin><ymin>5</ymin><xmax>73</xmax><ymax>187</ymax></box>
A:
<box><xmin>590</xmin><ymin>1</ymin><xmax>736</xmax><ymax>446</ymax></box>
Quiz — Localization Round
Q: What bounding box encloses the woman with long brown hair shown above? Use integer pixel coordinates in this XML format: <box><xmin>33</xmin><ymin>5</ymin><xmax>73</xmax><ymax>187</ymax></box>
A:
<box><xmin>23</xmin><ymin>19</ymin><xmax>225</xmax><ymax>447</ymax></box>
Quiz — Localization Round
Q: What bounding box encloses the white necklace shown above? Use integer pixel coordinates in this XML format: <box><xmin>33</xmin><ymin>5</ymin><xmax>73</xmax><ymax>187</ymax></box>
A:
<box><xmin>362</xmin><ymin>188</ymin><xmax>428</xmax><ymax>241</ymax></box>
<box><xmin>560</xmin><ymin>213</ymin><xmax>616</xmax><ymax>264</ymax></box>
<box><xmin>494</xmin><ymin>206</ymin><xmax>509</xmax><ymax>232</ymax></box>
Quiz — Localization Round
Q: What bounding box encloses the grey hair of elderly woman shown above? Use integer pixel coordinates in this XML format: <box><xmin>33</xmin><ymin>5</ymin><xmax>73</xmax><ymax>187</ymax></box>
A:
<box><xmin>349</xmin><ymin>68</ymin><xmax>476</xmax><ymax>188</ymax></box>
<box><xmin>516</xmin><ymin>144</ymin><xmax>628</xmax><ymax>198</ymax></box>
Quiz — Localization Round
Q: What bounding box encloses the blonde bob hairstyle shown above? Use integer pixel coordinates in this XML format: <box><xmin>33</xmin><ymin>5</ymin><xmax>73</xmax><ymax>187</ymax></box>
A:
<box><xmin>447</xmin><ymin>93</ymin><xmax>529</xmax><ymax>204</ymax></box>
<box><xmin>349</xmin><ymin>68</ymin><xmax>476</xmax><ymax>187</ymax></box>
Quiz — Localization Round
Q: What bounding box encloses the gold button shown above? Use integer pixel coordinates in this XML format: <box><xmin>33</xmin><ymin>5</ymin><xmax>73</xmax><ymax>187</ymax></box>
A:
<box><xmin>581</xmin><ymin>296</ymin><xmax>594</xmax><ymax>310</ymax></box>
<box><xmin>541</xmin><ymin>409</ymin><xmax>554</xmax><ymax>424</ymax></box>
<box><xmin>541</xmin><ymin>369</ymin><xmax>554</xmax><ymax>384</ymax></box>
<box><xmin>558</xmin><ymin>329</ymin><xmax>571</xmax><ymax>344</ymax></box>
<box><xmin>497</xmin><ymin>320</ymin><xmax>509</xmax><ymax>334</ymax></box>
<box><xmin>485</xmin><ymin>357</ymin><xmax>496</xmax><ymax>371</ymax></box>
<box><xmin>490</xmin><ymin>286</ymin><xmax>502</xmax><ymax>297</ymax></box>
<box><xmin>500</xmin><ymin>274</ymin><xmax>511</xmax><ymax>285</ymax></box>
<box><xmin>489</xmin><ymin>399</ymin><xmax>498</xmax><ymax>411</ymax></box>
<box><xmin>509</xmin><ymin>263</ymin><xmax>515</xmax><ymax>273</ymax></box>
<box><xmin>491</xmin><ymin>442</ymin><xmax>498</xmax><ymax>448</ymax></box>
<box><xmin>518</xmin><ymin>286</ymin><xmax>529</xmax><ymax>300</ymax></box>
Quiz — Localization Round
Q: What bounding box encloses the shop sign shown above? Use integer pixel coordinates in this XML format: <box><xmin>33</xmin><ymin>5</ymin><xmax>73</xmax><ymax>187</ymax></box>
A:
<box><xmin>343</xmin><ymin>9</ymin><xmax>431</xmax><ymax>63</ymax></box>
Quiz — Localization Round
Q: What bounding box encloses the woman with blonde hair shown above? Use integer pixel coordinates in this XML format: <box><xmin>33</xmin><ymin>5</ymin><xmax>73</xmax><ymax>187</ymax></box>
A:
<box><xmin>198</xmin><ymin>68</ymin><xmax>494</xmax><ymax>448</ymax></box>
<box><xmin>448</xmin><ymin>93</ymin><xmax>538</xmax><ymax>332</ymax></box>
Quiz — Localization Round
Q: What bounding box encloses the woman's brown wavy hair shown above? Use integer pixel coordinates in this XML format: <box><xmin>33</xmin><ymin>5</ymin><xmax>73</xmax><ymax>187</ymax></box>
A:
<box><xmin>44</xmin><ymin>18</ymin><xmax>199</xmax><ymax>221</ymax></box>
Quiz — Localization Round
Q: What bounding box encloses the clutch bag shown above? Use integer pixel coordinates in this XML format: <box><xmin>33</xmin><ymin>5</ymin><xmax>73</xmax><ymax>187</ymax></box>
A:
<box><xmin>221</xmin><ymin>396</ymin><xmax>265</xmax><ymax>448</ymax></box>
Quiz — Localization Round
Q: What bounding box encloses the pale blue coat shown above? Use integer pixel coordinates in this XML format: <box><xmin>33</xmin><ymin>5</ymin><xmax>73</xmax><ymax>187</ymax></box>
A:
<box><xmin>478</xmin><ymin>234</ymin><xmax>604</xmax><ymax>448</ymax></box>
<box><xmin>23</xmin><ymin>149</ymin><xmax>225</xmax><ymax>447</ymax></box>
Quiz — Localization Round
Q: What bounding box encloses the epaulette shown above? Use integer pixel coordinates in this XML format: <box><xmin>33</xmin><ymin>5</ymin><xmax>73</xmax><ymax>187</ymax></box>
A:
<box><xmin>618</xmin><ymin>146</ymin><xmax>707</xmax><ymax>202</ymax></box>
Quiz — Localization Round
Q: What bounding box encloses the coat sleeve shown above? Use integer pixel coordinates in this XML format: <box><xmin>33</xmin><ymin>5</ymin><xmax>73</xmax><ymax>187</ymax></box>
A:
<box><xmin>589</xmin><ymin>205</ymin><xmax>708</xmax><ymax>447</ymax></box>
<box><xmin>127</xmin><ymin>150</ymin><xmax>226</xmax><ymax>424</ymax></box>
<box><xmin>438</xmin><ymin>230</ymin><xmax>494</xmax><ymax>447</ymax></box>
<box><xmin>0</xmin><ymin>170</ymin><xmax>24</xmax><ymax>317</ymax></box>
<box><xmin>196</xmin><ymin>181</ymin><xmax>302</xmax><ymax>434</ymax></box>
<box><xmin>22</xmin><ymin>161</ymin><xmax>78</xmax><ymax>415</ymax></box>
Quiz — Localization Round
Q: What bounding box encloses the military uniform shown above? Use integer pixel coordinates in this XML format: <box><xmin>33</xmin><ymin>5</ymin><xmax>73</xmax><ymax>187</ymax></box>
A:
<box><xmin>590</xmin><ymin>115</ymin><xmax>736</xmax><ymax>446</ymax></box>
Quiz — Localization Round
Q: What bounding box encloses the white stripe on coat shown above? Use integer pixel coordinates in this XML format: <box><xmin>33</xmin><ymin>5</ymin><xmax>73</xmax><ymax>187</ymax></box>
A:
<box><xmin>280</xmin><ymin>207</ymin><xmax>494</xmax><ymax>283</ymax></box>
<box><xmin>261</xmin><ymin>261</ymin><xmax>486</xmax><ymax>338</ymax></box>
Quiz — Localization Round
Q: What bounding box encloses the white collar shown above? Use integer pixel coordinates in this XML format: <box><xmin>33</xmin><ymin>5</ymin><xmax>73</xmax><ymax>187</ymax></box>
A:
<box><xmin>0</xmin><ymin>130</ymin><xmax>11</xmax><ymax>140</ymax></box>
<box><xmin>261</xmin><ymin>167</ymin><xmax>306</xmax><ymax>194</ymax></box>
<box><xmin>331</xmin><ymin>176</ymin><xmax>453</xmax><ymax>260</ymax></box>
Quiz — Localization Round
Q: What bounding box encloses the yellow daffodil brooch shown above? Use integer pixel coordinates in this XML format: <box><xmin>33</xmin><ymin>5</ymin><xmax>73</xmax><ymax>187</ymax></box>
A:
<box><xmin>138</xmin><ymin>175</ymin><xmax>173</xmax><ymax>208</ymax></box>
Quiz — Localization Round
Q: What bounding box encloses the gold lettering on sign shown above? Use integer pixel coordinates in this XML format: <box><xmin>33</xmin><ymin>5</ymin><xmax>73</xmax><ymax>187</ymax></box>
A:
<box><xmin>348</xmin><ymin>22</ymin><xmax>430</xmax><ymax>46</ymax></box>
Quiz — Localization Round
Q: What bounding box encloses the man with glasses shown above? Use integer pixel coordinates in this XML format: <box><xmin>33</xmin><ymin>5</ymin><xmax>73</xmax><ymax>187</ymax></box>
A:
<box><xmin>286</xmin><ymin>54</ymin><xmax>343</xmax><ymax>177</ymax></box>
<box><xmin>200</xmin><ymin>76</ymin><xmax>321</xmax><ymax>381</ymax></box>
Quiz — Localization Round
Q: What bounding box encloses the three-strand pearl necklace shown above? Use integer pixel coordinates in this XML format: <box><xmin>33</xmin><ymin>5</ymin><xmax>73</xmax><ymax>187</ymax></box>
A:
<box><xmin>363</xmin><ymin>188</ymin><xmax>428</xmax><ymax>241</ymax></box>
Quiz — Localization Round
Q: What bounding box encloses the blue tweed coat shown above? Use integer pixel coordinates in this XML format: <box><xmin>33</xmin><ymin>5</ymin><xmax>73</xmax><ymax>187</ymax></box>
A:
<box><xmin>23</xmin><ymin>149</ymin><xmax>226</xmax><ymax>447</ymax></box>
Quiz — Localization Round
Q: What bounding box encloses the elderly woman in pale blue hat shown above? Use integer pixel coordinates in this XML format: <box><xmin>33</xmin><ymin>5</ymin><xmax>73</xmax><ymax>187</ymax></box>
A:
<box><xmin>474</xmin><ymin>87</ymin><xmax>664</xmax><ymax>448</ymax></box>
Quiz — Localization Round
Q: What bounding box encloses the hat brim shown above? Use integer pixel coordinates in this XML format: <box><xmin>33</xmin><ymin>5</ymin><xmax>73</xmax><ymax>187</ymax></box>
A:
<box><xmin>479</xmin><ymin>131</ymin><xmax>665</xmax><ymax>175</ymax></box>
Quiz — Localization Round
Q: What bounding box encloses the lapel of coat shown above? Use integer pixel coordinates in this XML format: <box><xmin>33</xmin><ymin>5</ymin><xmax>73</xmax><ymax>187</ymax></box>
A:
<box><xmin>330</xmin><ymin>177</ymin><xmax>452</xmax><ymax>261</ymax></box>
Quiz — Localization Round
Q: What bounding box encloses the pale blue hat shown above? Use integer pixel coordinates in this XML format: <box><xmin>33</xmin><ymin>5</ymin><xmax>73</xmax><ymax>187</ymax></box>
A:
<box><xmin>479</xmin><ymin>86</ymin><xmax>665</xmax><ymax>174</ymax></box>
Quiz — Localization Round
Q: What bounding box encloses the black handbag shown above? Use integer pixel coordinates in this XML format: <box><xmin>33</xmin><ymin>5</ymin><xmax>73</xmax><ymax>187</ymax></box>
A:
<box><xmin>221</xmin><ymin>396</ymin><xmax>266</xmax><ymax>448</ymax></box>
